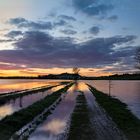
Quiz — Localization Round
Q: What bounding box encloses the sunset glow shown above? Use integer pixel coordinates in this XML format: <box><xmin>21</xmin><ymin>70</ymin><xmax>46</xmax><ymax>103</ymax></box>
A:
<box><xmin>0</xmin><ymin>0</ymin><xmax>140</xmax><ymax>76</ymax></box>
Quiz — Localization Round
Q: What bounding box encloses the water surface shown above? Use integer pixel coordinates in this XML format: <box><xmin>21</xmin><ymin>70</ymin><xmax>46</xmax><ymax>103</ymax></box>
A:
<box><xmin>0</xmin><ymin>85</ymin><xmax>64</xmax><ymax>120</ymax></box>
<box><xmin>29</xmin><ymin>84</ymin><xmax>78</xmax><ymax>140</ymax></box>
<box><xmin>0</xmin><ymin>79</ymin><xmax>66</xmax><ymax>94</ymax></box>
<box><xmin>85</xmin><ymin>80</ymin><xmax>140</xmax><ymax>119</ymax></box>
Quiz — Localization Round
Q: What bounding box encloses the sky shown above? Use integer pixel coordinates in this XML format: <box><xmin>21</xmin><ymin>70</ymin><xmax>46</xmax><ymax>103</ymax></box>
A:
<box><xmin>0</xmin><ymin>0</ymin><xmax>140</xmax><ymax>76</ymax></box>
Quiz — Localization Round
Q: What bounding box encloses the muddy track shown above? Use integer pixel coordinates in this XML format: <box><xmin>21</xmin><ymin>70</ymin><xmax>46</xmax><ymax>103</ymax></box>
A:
<box><xmin>85</xmin><ymin>89</ymin><xmax>127</xmax><ymax>140</ymax></box>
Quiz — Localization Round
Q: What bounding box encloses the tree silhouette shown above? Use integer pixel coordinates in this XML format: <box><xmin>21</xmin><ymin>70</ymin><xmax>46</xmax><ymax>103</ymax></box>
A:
<box><xmin>73</xmin><ymin>67</ymin><xmax>80</xmax><ymax>80</ymax></box>
<box><xmin>73</xmin><ymin>67</ymin><xmax>80</xmax><ymax>74</ymax></box>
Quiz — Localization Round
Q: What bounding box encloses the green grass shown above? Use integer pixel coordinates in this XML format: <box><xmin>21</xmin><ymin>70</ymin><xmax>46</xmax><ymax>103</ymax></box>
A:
<box><xmin>88</xmin><ymin>84</ymin><xmax>140</xmax><ymax>140</ymax></box>
<box><xmin>0</xmin><ymin>83</ymin><xmax>73</xmax><ymax>140</ymax></box>
<box><xmin>67</xmin><ymin>92</ymin><xmax>96</xmax><ymax>140</ymax></box>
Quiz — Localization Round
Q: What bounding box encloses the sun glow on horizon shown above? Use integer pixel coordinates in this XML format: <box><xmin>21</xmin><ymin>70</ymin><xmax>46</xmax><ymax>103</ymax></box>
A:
<box><xmin>0</xmin><ymin>67</ymin><xmax>113</xmax><ymax>77</ymax></box>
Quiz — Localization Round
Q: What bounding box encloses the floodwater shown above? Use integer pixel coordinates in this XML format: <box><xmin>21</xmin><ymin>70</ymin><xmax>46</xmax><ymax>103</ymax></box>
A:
<box><xmin>0</xmin><ymin>79</ymin><xmax>139</xmax><ymax>137</ymax></box>
<box><xmin>0</xmin><ymin>79</ymin><xmax>67</xmax><ymax>94</ymax></box>
<box><xmin>85</xmin><ymin>80</ymin><xmax>140</xmax><ymax>119</ymax></box>
<box><xmin>0</xmin><ymin>85</ymin><xmax>64</xmax><ymax>120</ymax></box>
<box><xmin>0</xmin><ymin>79</ymin><xmax>140</xmax><ymax>125</ymax></box>
<box><xmin>29</xmin><ymin>84</ymin><xmax>78</xmax><ymax>140</ymax></box>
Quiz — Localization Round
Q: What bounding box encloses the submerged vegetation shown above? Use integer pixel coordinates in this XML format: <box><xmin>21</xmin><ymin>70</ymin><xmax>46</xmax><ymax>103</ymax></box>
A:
<box><xmin>0</xmin><ymin>83</ymin><xmax>73</xmax><ymax>140</ymax></box>
<box><xmin>88</xmin><ymin>84</ymin><xmax>140</xmax><ymax>140</ymax></box>
<box><xmin>67</xmin><ymin>92</ymin><xmax>95</xmax><ymax>140</ymax></box>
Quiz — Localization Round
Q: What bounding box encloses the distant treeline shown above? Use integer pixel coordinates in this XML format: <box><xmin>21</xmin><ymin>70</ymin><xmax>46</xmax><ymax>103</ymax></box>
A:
<box><xmin>38</xmin><ymin>73</ymin><xmax>140</xmax><ymax>80</ymax></box>
<box><xmin>0</xmin><ymin>73</ymin><xmax>140</xmax><ymax>80</ymax></box>
<box><xmin>89</xmin><ymin>73</ymin><xmax>140</xmax><ymax>80</ymax></box>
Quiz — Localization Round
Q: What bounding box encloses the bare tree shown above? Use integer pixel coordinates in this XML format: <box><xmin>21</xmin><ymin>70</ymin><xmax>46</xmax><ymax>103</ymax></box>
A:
<box><xmin>73</xmin><ymin>67</ymin><xmax>80</xmax><ymax>75</ymax></box>
<box><xmin>135</xmin><ymin>47</ymin><xmax>140</xmax><ymax>69</ymax></box>
<box><xmin>73</xmin><ymin>67</ymin><xmax>80</xmax><ymax>80</ymax></box>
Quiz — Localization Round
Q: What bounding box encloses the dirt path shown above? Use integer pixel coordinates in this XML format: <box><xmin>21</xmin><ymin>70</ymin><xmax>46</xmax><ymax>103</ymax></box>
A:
<box><xmin>84</xmin><ymin>87</ymin><xmax>127</xmax><ymax>140</ymax></box>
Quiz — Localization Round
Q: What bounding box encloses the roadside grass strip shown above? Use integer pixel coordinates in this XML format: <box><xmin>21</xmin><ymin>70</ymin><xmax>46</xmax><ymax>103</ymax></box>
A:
<box><xmin>67</xmin><ymin>92</ymin><xmax>96</xmax><ymax>140</ymax></box>
<box><xmin>88</xmin><ymin>84</ymin><xmax>140</xmax><ymax>140</ymax></box>
<box><xmin>0</xmin><ymin>83</ymin><xmax>73</xmax><ymax>140</ymax></box>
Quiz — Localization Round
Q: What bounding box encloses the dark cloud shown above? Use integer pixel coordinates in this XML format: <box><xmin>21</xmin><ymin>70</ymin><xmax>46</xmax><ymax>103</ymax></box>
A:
<box><xmin>53</xmin><ymin>19</ymin><xmax>68</xmax><ymax>27</ymax></box>
<box><xmin>9</xmin><ymin>17</ymin><xmax>27</xmax><ymax>24</ymax></box>
<box><xmin>0</xmin><ymin>31</ymin><xmax>137</xmax><ymax>70</ymax></box>
<box><xmin>107</xmin><ymin>15</ymin><xmax>118</xmax><ymax>21</ymax></box>
<box><xmin>0</xmin><ymin>39</ymin><xmax>14</xmax><ymax>43</ymax></box>
<box><xmin>60</xmin><ymin>29</ymin><xmax>77</xmax><ymax>35</ymax></box>
<box><xmin>6</xmin><ymin>31</ymin><xmax>23</xmax><ymax>38</ymax></box>
<box><xmin>58</xmin><ymin>15</ymin><xmax>76</xmax><ymax>21</ymax></box>
<box><xmin>72</xmin><ymin>0</ymin><xmax>114</xmax><ymax>17</ymax></box>
<box><xmin>8</xmin><ymin>18</ymin><xmax>53</xmax><ymax>30</ymax></box>
<box><xmin>89</xmin><ymin>26</ymin><xmax>100</xmax><ymax>35</ymax></box>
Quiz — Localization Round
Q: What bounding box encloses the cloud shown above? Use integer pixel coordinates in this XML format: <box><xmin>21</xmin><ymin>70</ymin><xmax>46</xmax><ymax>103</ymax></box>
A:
<box><xmin>60</xmin><ymin>29</ymin><xmax>77</xmax><ymax>35</ymax></box>
<box><xmin>72</xmin><ymin>0</ymin><xmax>114</xmax><ymax>17</ymax></box>
<box><xmin>0</xmin><ymin>30</ymin><xmax>137</xmax><ymax>71</ymax></box>
<box><xmin>0</xmin><ymin>39</ymin><xmax>14</xmax><ymax>43</ymax></box>
<box><xmin>8</xmin><ymin>17</ymin><xmax>53</xmax><ymax>30</ymax></box>
<box><xmin>89</xmin><ymin>26</ymin><xmax>100</xmax><ymax>35</ymax></box>
<box><xmin>53</xmin><ymin>19</ymin><xmax>68</xmax><ymax>27</ymax></box>
<box><xmin>107</xmin><ymin>15</ymin><xmax>118</xmax><ymax>22</ymax></box>
<box><xmin>9</xmin><ymin>17</ymin><xmax>27</xmax><ymax>24</ymax></box>
<box><xmin>6</xmin><ymin>31</ymin><xmax>23</xmax><ymax>38</ymax></box>
<box><xmin>58</xmin><ymin>15</ymin><xmax>76</xmax><ymax>21</ymax></box>
<box><xmin>0</xmin><ymin>62</ymin><xmax>26</xmax><ymax>70</ymax></box>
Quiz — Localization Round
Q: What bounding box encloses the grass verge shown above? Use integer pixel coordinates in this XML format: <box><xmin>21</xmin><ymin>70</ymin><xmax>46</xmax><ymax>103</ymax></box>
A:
<box><xmin>67</xmin><ymin>92</ymin><xmax>96</xmax><ymax>140</ymax></box>
<box><xmin>0</xmin><ymin>83</ymin><xmax>73</xmax><ymax>140</ymax></box>
<box><xmin>88</xmin><ymin>84</ymin><xmax>140</xmax><ymax>140</ymax></box>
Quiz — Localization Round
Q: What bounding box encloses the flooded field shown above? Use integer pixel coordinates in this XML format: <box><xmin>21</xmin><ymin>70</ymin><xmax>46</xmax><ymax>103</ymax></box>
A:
<box><xmin>85</xmin><ymin>80</ymin><xmax>140</xmax><ymax>119</ymax></box>
<box><xmin>29</xmin><ymin>85</ymin><xmax>77</xmax><ymax>140</ymax></box>
<box><xmin>0</xmin><ymin>79</ymin><xmax>67</xmax><ymax>94</ymax></box>
<box><xmin>0</xmin><ymin>85</ymin><xmax>64</xmax><ymax>120</ymax></box>
<box><xmin>0</xmin><ymin>79</ymin><xmax>139</xmax><ymax>119</ymax></box>
<box><xmin>0</xmin><ymin>79</ymin><xmax>140</xmax><ymax>140</ymax></box>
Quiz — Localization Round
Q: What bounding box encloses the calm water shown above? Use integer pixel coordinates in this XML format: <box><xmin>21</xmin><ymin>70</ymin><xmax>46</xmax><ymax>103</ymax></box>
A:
<box><xmin>0</xmin><ymin>80</ymin><xmax>139</xmax><ymax>139</ymax></box>
<box><xmin>0</xmin><ymin>80</ymin><xmax>139</xmax><ymax>119</ymax></box>
<box><xmin>29</xmin><ymin>84</ymin><xmax>78</xmax><ymax>140</ymax></box>
<box><xmin>85</xmin><ymin>80</ymin><xmax>140</xmax><ymax>119</ymax></box>
<box><xmin>0</xmin><ymin>84</ymin><xmax>64</xmax><ymax>120</ymax></box>
<box><xmin>0</xmin><ymin>79</ymin><xmax>66</xmax><ymax>94</ymax></box>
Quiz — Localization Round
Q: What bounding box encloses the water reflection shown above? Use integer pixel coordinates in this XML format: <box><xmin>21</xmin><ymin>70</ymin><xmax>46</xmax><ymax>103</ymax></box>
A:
<box><xmin>0</xmin><ymin>104</ymin><xmax>14</xmax><ymax>118</ymax></box>
<box><xmin>29</xmin><ymin>85</ymin><xmax>78</xmax><ymax>140</ymax></box>
<box><xmin>85</xmin><ymin>80</ymin><xmax>140</xmax><ymax>119</ymax></box>
<box><xmin>42</xmin><ymin>119</ymin><xmax>65</xmax><ymax>135</ymax></box>
<box><xmin>28</xmin><ymin>81</ymin><xmax>140</xmax><ymax>140</ymax></box>
<box><xmin>77</xmin><ymin>81</ymin><xmax>88</xmax><ymax>91</ymax></box>
<box><xmin>0</xmin><ymin>79</ymin><xmax>67</xmax><ymax>94</ymax></box>
<box><xmin>0</xmin><ymin>85</ymin><xmax>64</xmax><ymax>120</ymax></box>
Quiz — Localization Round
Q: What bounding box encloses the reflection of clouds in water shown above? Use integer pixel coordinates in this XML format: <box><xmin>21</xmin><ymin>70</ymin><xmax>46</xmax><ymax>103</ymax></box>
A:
<box><xmin>50</xmin><ymin>85</ymin><xmax>64</xmax><ymax>92</ymax></box>
<box><xmin>41</xmin><ymin>119</ymin><xmax>66</xmax><ymax>135</ymax></box>
<box><xmin>29</xmin><ymin>119</ymin><xmax>66</xmax><ymax>140</ymax></box>
<box><xmin>0</xmin><ymin>104</ymin><xmax>14</xmax><ymax>119</ymax></box>
<box><xmin>87</xmin><ymin>80</ymin><xmax>140</xmax><ymax>119</ymax></box>
<box><xmin>77</xmin><ymin>82</ymin><xmax>88</xmax><ymax>92</ymax></box>
<box><xmin>29</xmin><ymin>130</ymin><xmax>56</xmax><ymax>140</ymax></box>
<box><xmin>29</xmin><ymin>84</ymin><xmax>77</xmax><ymax>140</ymax></box>
<box><xmin>0</xmin><ymin>82</ymin><xmax>66</xmax><ymax>120</ymax></box>
<box><xmin>0</xmin><ymin>80</ymin><xmax>64</xmax><ymax>94</ymax></box>
<box><xmin>69</xmin><ymin>81</ymin><xmax>88</xmax><ymax>92</ymax></box>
